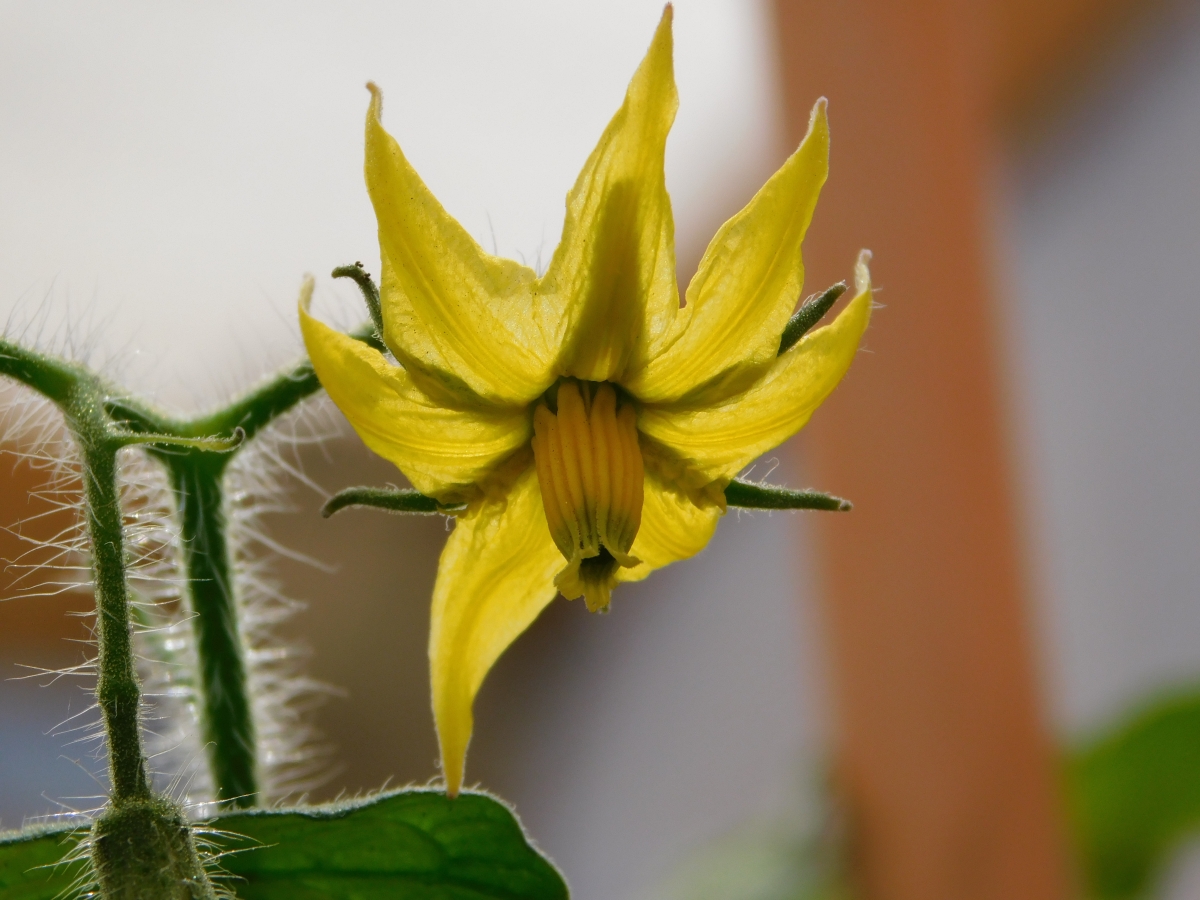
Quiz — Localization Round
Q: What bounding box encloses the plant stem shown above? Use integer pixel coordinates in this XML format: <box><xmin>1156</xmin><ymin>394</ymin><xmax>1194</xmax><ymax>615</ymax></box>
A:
<box><xmin>79</xmin><ymin>422</ymin><xmax>152</xmax><ymax>802</ymax></box>
<box><xmin>125</xmin><ymin>358</ymin><xmax>340</xmax><ymax>808</ymax></box>
<box><xmin>164</xmin><ymin>450</ymin><xmax>256</xmax><ymax>806</ymax></box>
<box><xmin>4</xmin><ymin>314</ymin><xmax>379</xmax><ymax>808</ymax></box>
<box><xmin>1</xmin><ymin>338</ymin><xmax>151</xmax><ymax>802</ymax></box>
<box><xmin>121</xmin><ymin>325</ymin><xmax>380</xmax><ymax>806</ymax></box>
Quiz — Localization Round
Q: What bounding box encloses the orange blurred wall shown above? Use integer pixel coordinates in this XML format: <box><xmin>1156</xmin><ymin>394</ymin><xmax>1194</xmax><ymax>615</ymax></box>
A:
<box><xmin>767</xmin><ymin>0</ymin><xmax>1157</xmax><ymax>896</ymax></box>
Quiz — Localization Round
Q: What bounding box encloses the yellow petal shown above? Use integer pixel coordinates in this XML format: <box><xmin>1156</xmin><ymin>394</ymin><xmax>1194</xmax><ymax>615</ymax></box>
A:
<box><xmin>638</xmin><ymin>252</ymin><xmax>872</xmax><ymax>482</ymax></box>
<box><xmin>365</xmin><ymin>85</ymin><xmax>555</xmax><ymax>405</ymax></box>
<box><xmin>429</xmin><ymin>466</ymin><xmax>563</xmax><ymax>795</ymax></box>
<box><xmin>538</xmin><ymin>6</ymin><xmax>680</xmax><ymax>384</ymax></box>
<box><xmin>299</xmin><ymin>283</ymin><xmax>530</xmax><ymax>502</ymax></box>
<box><xmin>377</xmin><ymin>247</ymin><xmax>484</xmax><ymax>408</ymax></box>
<box><xmin>617</xmin><ymin>457</ymin><xmax>722</xmax><ymax>584</ymax></box>
<box><xmin>628</xmin><ymin>99</ymin><xmax>830</xmax><ymax>404</ymax></box>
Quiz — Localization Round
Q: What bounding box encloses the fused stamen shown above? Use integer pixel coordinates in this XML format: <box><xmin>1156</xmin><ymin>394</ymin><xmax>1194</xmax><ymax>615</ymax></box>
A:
<box><xmin>531</xmin><ymin>381</ymin><xmax>644</xmax><ymax>612</ymax></box>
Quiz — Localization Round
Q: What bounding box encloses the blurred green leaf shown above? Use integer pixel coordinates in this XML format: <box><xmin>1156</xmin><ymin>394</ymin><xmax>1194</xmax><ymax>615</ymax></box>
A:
<box><xmin>0</xmin><ymin>789</ymin><xmax>567</xmax><ymax>900</ymax></box>
<box><xmin>0</xmin><ymin>825</ymin><xmax>86</xmax><ymax>900</ymax></box>
<box><xmin>1067</xmin><ymin>687</ymin><xmax>1200</xmax><ymax>899</ymax></box>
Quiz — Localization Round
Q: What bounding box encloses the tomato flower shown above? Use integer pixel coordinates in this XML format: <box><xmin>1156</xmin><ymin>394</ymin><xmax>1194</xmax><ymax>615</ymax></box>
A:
<box><xmin>301</xmin><ymin>7</ymin><xmax>872</xmax><ymax>795</ymax></box>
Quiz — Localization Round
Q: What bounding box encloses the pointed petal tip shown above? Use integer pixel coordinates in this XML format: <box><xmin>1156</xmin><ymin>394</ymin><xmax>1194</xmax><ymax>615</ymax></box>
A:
<box><xmin>297</xmin><ymin>274</ymin><xmax>315</xmax><ymax>313</ymax></box>
<box><xmin>787</xmin><ymin>97</ymin><xmax>828</xmax><ymax>156</ymax></box>
<box><xmin>811</xmin><ymin>99</ymin><xmax>830</xmax><ymax>142</ymax></box>
<box><xmin>365</xmin><ymin>81</ymin><xmax>382</xmax><ymax>120</ymax></box>
<box><xmin>651</xmin><ymin>3</ymin><xmax>674</xmax><ymax>51</ymax></box>
<box><xmin>855</xmin><ymin>249</ymin><xmax>873</xmax><ymax>294</ymax></box>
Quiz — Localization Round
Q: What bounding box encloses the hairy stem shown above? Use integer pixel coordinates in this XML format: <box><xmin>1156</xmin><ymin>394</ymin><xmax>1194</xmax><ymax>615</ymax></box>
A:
<box><xmin>4</xmin><ymin>303</ymin><xmax>379</xmax><ymax>809</ymax></box>
<box><xmin>166</xmin><ymin>451</ymin><xmax>256</xmax><ymax>806</ymax></box>
<box><xmin>1</xmin><ymin>338</ymin><xmax>151</xmax><ymax>802</ymax></box>
<box><xmin>81</xmin><ymin>429</ymin><xmax>152</xmax><ymax>802</ymax></box>
<box><xmin>3</xmin><ymin>337</ymin><xmax>220</xmax><ymax>895</ymax></box>
<box><xmin>113</xmin><ymin>318</ymin><xmax>380</xmax><ymax>804</ymax></box>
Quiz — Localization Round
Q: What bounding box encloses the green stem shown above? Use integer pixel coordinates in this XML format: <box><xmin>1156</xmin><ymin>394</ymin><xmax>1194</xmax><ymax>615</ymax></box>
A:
<box><xmin>0</xmin><ymin>337</ymin><xmax>79</xmax><ymax>407</ymax></box>
<box><xmin>164</xmin><ymin>451</ymin><xmax>256</xmax><ymax>807</ymax></box>
<box><xmin>81</xmin><ymin>432</ymin><xmax>152</xmax><ymax>802</ymax></box>
<box><xmin>2</xmin><ymin>337</ymin><xmax>219</xmax><ymax>895</ymax></box>
<box><xmin>1</xmin><ymin>337</ymin><xmax>151</xmax><ymax>802</ymax></box>
<box><xmin>4</xmin><ymin>308</ymin><xmax>379</xmax><ymax>809</ymax></box>
<box><xmin>109</xmin><ymin>325</ymin><xmax>379</xmax><ymax>444</ymax></box>
<box><xmin>109</xmin><ymin>361</ymin><xmax>333</xmax><ymax>805</ymax></box>
<box><xmin>108</xmin><ymin>320</ymin><xmax>379</xmax><ymax>806</ymax></box>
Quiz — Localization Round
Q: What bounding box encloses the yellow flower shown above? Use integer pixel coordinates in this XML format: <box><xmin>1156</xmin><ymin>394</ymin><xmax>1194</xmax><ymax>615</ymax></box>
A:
<box><xmin>300</xmin><ymin>6</ymin><xmax>872</xmax><ymax>796</ymax></box>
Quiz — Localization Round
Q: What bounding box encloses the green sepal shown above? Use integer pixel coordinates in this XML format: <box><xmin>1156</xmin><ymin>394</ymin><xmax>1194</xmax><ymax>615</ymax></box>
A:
<box><xmin>322</xmin><ymin>486</ymin><xmax>466</xmax><ymax>519</ymax></box>
<box><xmin>724</xmin><ymin>478</ymin><xmax>852</xmax><ymax>512</ymax></box>
<box><xmin>0</xmin><ymin>789</ymin><xmax>568</xmax><ymax>900</ymax></box>
<box><xmin>113</xmin><ymin>425</ymin><xmax>245</xmax><ymax>452</ymax></box>
<box><xmin>332</xmin><ymin>263</ymin><xmax>385</xmax><ymax>343</ymax></box>
<box><xmin>778</xmin><ymin>282</ymin><xmax>847</xmax><ymax>355</ymax></box>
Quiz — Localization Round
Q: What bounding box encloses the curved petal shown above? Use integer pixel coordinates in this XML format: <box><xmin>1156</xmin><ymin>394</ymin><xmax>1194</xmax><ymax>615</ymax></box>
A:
<box><xmin>377</xmin><ymin>247</ymin><xmax>487</xmax><ymax>408</ymax></box>
<box><xmin>628</xmin><ymin>99</ymin><xmax>830</xmax><ymax>404</ymax></box>
<box><xmin>429</xmin><ymin>465</ymin><xmax>563</xmax><ymax>796</ymax></box>
<box><xmin>538</xmin><ymin>6</ymin><xmax>680</xmax><ymax>384</ymax></box>
<box><xmin>300</xmin><ymin>285</ymin><xmax>530</xmax><ymax>502</ymax></box>
<box><xmin>638</xmin><ymin>252</ymin><xmax>872</xmax><ymax>482</ymax></box>
<box><xmin>365</xmin><ymin>85</ymin><xmax>555</xmax><ymax>405</ymax></box>
<box><xmin>617</xmin><ymin>454</ymin><xmax>723</xmax><ymax>584</ymax></box>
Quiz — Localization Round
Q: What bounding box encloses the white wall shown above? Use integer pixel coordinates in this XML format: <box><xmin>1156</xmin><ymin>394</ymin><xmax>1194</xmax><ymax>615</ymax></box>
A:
<box><xmin>0</xmin><ymin>0</ymin><xmax>781</xmax><ymax>408</ymax></box>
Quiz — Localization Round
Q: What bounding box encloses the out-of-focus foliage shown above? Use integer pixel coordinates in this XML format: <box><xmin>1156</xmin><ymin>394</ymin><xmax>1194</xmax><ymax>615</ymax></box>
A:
<box><xmin>1066</xmin><ymin>687</ymin><xmax>1200</xmax><ymax>900</ymax></box>
<box><xmin>652</xmin><ymin>830</ymin><xmax>849</xmax><ymax>900</ymax></box>
<box><xmin>648</xmin><ymin>778</ymin><xmax>849</xmax><ymax>900</ymax></box>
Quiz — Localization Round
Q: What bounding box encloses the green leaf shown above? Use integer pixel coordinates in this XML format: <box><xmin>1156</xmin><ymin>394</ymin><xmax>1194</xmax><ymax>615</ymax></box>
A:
<box><xmin>217</xmin><ymin>789</ymin><xmax>567</xmax><ymax>899</ymax></box>
<box><xmin>0</xmin><ymin>825</ymin><xmax>87</xmax><ymax>900</ymax></box>
<box><xmin>1067</xmin><ymin>686</ymin><xmax>1200</xmax><ymax>900</ymax></box>
<box><xmin>0</xmin><ymin>790</ymin><xmax>568</xmax><ymax>900</ymax></box>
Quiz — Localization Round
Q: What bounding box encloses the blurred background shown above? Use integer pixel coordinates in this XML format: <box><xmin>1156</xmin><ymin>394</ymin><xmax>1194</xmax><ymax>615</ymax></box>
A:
<box><xmin>2</xmin><ymin>2</ymin><xmax>1199</xmax><ymax>899</ymax></box>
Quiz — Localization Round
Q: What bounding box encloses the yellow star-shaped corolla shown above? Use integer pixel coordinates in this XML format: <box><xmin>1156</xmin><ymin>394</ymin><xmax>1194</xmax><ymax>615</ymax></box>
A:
<box><xmin>300</xmin><ymin>7</ymin><xmax>872</xmax><ymax>796</ymax></box>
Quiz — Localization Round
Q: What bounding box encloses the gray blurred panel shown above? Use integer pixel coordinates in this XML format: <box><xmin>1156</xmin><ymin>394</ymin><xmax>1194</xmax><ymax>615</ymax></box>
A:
<box><xmin>1002</xmin><ymin>1</ymin><xmax>1200</xmax><ymax>736</ymax></box>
